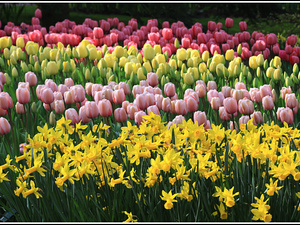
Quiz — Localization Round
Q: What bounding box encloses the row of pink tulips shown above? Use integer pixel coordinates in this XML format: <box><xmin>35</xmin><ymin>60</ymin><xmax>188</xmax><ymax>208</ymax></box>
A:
<box><xmin>0</xmin><ymin>8</ymin><xmax>299</xmax><ymax>66</ymax></box>
<box><xmin>0</xmin><ymin>69</ymin><xmax>298</xmax><ymax>137</ymax></box>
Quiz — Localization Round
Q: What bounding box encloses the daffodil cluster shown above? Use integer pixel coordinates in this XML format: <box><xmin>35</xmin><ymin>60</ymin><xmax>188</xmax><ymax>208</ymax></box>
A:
<box><xmin>1</xmin><ymin>113</ymin><xmax>300</xmax><ymax>222</ymax></box>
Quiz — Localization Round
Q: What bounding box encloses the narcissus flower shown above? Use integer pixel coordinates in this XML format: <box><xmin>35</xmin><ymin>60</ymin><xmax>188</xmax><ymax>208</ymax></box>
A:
<box><xmin>160</xmin><ymin>190</ymin><xmax>178</xmax><ymax>209</ymax></box>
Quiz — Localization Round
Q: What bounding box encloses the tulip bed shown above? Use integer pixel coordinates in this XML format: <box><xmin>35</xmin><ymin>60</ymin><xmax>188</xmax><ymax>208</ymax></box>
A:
<box><xmin>1</xmin><ymin>8</ymin><xmax>300</xmax><ymax>222</ymax></box>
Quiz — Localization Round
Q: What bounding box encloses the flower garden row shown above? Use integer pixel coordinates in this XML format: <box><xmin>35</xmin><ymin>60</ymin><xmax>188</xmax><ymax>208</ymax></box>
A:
<box><xmin>0</xmin><ymin>8</ymin><xmax>300</xmax><ymax>222</ymax></box>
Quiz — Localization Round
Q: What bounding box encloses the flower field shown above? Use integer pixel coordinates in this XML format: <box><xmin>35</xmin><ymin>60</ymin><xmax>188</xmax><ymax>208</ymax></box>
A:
<box><xmin>1</xmin><ymin>7</ymin><xmax>300</xmax><ymax>222</ymax></box>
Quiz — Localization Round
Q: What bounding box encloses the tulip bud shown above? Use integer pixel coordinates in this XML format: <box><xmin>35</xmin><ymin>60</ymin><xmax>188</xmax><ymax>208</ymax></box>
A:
<box><xmin>293</xmin><ymin>63</ymin><xmax>299</xmax><ymax>75</ymax></box>
<box><xmin>72</xmin><ymin>69</ymin><xmax>79</xmax><ymax>83</ymax></box>
<box><xmin>174</xmin><ymin>38</ymin><xmax>179</xmax><ymax>49</ymax></box>
<box><xmin>12</xmin><ymin>66</ymin><xmax>18</xmax><ymax>78</ymax></box>
<box><xmin>237</xmin><ymin>44</ymin><xmax>242</xmax><ymax>55</ymax></box>
<box><xmin>285</xmin><ymin>77</ymin><xmax>293</xmax><ymax>87</ymax></box>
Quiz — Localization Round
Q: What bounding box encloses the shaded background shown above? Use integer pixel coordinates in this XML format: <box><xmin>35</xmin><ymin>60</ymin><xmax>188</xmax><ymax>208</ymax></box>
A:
<box><xmin>0</xmin><ymin>3</ymin><xmax>300</xmax><ymax>36</ymax></box>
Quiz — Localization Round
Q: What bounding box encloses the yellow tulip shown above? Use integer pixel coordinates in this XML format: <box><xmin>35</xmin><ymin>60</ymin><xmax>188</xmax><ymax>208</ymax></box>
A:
<box><xmin>77</xmin><ymin>44</ymin><xmax>88</xmax><ymax>58</ymax></box>
<box><xmin>47</xmin><ymin>61</ymin><xmax>59</xmax><ymax>75</ymax></box>
<box><xmin>225</xmin><ymin>49</ymin><xmax>234</xmax><ymax>61</ymax></box>
<box><xmin>143</xmin><ymin>45</ymin><xmax>155</xmax><ymax>61</ymax></box>
<box><xmin>16</xmin><ymin>37</ymin><xmax>25</xmax><ymax>48</ymax></box>
<box><xmin>176</xmin><ymin>48</ymin><xmax>187</xmax><ymax>61</ymax></box>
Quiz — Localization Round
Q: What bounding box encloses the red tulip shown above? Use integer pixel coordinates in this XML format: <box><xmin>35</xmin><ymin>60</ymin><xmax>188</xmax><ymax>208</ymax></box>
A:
<box><xmin>239</xmin><ymin>21</ymin><xmax>247</xmax><ymax>31</ymax></box>
<box><xmin>225</xmin><ymin>18</ymin><xmax>233</xmax><ymax>28</ymax></box>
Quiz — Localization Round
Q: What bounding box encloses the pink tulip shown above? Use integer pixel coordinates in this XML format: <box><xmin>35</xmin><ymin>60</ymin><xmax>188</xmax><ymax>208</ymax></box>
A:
<box><xmin>147</xmin><ymin>72</ymin><xmax>159</xmax><ymax>87</ymax></box>
<box><xmin>195</xmin><ymin>84</ymin><xmax>206</xmax><ymax>98</ymax></box>
<box><xmin>155</xmin><ymin>94</ymin><xmax>164</xmax><ymax>110</ymax></box>
<box><xmin>114</xmin><ymin>108</ymin><xmax>127</xmax><ymax>123</ymax></box>
<box><xmin>290</xmin><ymin>55</ymin><xmax>299</xmax><ymax>65</ymax></box>
<box><xmin>64</xmin><ymin>78</ymin><xmax>74</xmax><ymax>88</ymax></box>
<box><xmin>135</xmin><ymin>93</ymin><xmax>149</xmax><ymax>111</ymax></box>
<box><xmin>64</xmin><ymin>91</ymin><xmax>75</xmax><ymax>105</ymax></box>
<box><xmin>79</xmin><ymin>105</ymin><xmax>91</xmax><ymax>124</ymax></box>
<box><xmin>287</xmin><ymin>34</ymin><xmax>297</xmax><ymax>46</ymax></box>
<box><xmin>45</xmin><ymin>79</ymin><xmax>58</xmax><ymax>92</ymax></box>
<box><xmin>127</xmin><ymin>103</ymin><xmax>140</xmax><ymax>120</ymax></box>
<box><xmin>164</xmin><ymin>82</ymin><xmax>176</xmax><ymax>97</ymax></box>
<box><xmin>208</xmin><ymin>21</ymin><xmax>217</xmax><ymax>32</ymax></box>
<box><xmin>285</xmin><ymin>93</ymin><xmax>298</xmax><ymax>109</ymax></box>
<box><xmin>54</xmin><ymin>100</ymin><xmax>65</xmax><ymax>114</ymax></box>
<box><xmin>162</xmin><ymin>97</ymin><xmax>172</xmax><ymax>112</ymax></box>
<box><xmin>85</xmin><ymin>101</ymin><xmax>99</xmax><ymax>119</ymax></box>
<box><xmin>260</xmin><ymin>85</ymin><xmax>273</xmax><ymax>99</ymax></box>
<box><xmin>15</xmin><ymin>102</ymin><xmax>26</xmax><ymax>114</ymax></box>
<box><xmin>98</xmin><ymin>99</ymin><xmax>113</xmax><ymax>117</ymax></box>
<box><xmin>16</xmin><ymin>87</ymin><xmax>30</xmax><ymax>104</ymax></box>
<box><xmin>65</xmin><ymin>108</ymin><xmax>79</xmax><ymax>125</ymax></box>
<box><xmin>25</xmin><ymin>72</ymin><xmax>37</xmax><ymax>87</ymax></box>
<box><xmin>118</xmin><ymin>82</ymin><xmax>131</xmax><ymax>95</ymax></box>
<box><xmin>132</xmin><ymin>85</ymin><xmax>144</xmax><ymax>98</ymax></box>
<box><xmin>223</xmin><ymin>97</ymin><xmax>238</xmax><ymax>115</ymax></box>
<box><xmin>0</xmin><ymin>72</ymin><xmax>6</xmax><ymax>85</ymax></box>
<box><xmin>0</xmin><ymin>92</ymin><xmax>13</xmax><ymax>110</ymax></box>
<box><xmin>122</xmin><ymin>100</ymin><xmax>130</xmax><ymax>113</ymax></box>
<box><xmin>219</xmin><ymin>106</ymin><xmax>232</xmax><ymax>121</ymax></box>
<box><xmin>239</xmin><ymin>115</ymin><xmax>250</xmax><ymax>126</ymax></box>
<box><xmin>222</xmin><ymin>86</ymin><xmax>232</xmax><ymax>98</ymax></box>
<box><xmin>0</xmin><ymin>117</ymin><xmax>11</xmax><ymax>135</ymax></box>
<box><xmin>266</xmin><ymin>33</ymin><xmax>277</xmax><ymax>46</ymax></box>
<box><xmin>184</xmin><ymin>95</ymin><xmax>198</xmax><ymax>113</ymax></box>
<box><xmin>85</xmin><ymin>82</ymin><xmax>93</xmax><ymax>96</ymax></box>
<box><xmin>207</xmin><ymin>81</ymin><xmax>217</xmax><ymax>91</ymax></box>
<box><xmin>112</xmin><ymin>89</ymin><xmax>126</xmax><ymax>105</ymax></box>
<box><xmin>207</xmin><ymin>89</ymin><xmax>219</xmax><ymax>104</ymax></box>
<box><xmin>172</xmin><ymin>115</ymin><xmax>186</xmax><ymax>127</ymax></box>
<box><xmin>41</xmin><ymin>87</ymin><xmax>54</xmax><ymax>104</ymax></box>
<box><xmin>279</xmin><ymin>107</ymin><xmax>294</xmax><ymax>124</ymax></box>
<box><xmin>250</xmin><ymin>111</ymin><xmax>263</xmax><ymax>125</ymax></box>
<box><xmin>58</xmin><ymin>84</ymin><xmax>69</xmax><ymax>97</ymax></box>
<box><xmin>249</xmin><ymin>88</ymin><xmax>262</xmax><ymax>103</ymax></box>
<box><xmin>70</xmin><ymin>85</ymin><xmax>86</xmax><ymax>103</ymax></box>
<box><xmin>232</xmin><ymin>89</ymin><xmax>244</xmax><ymax>103</ymax></box>
<box><xmin>134</xmin><ymin>110</ymin><xmax>147</xmax><ymax>125</ymax></box>
<box><xmin>235</xmin><ymin>82</ymin><xmax>246</xmax><ymax>90</ymax></box>
<box><xmin>92</xmin><ymin>84</ymin><xmax>103</xmax><ymax>97</ymax></box>
<box><xmin>194</xmin><ymin>111</ymin><xmax>207</xmax><ymax>126</ymax></box>
<box><xmin>153</xmin><ymin>87</ymin><xmax>162</xmax><ymax>95</ymax></box>
<box><xmin>238</xmin><ymin>98</ymin><xmax>254</xmax><ymax>115</ymax></box>
<box><xmin>210</xmin><ymin>97</ymin><xmax>221</xmax><ymax>110</ymax></box>
<box><xmin>175</xmin><ymin>99</ymin><xmax>188</xmax><ymax>115</ymax></box>
<box><xmin>262</xmin><ymin>96</ymin><xmax>274</xmax><ymax>111</ymax></box>
<box><xmin>147</xmin><ymin>105</ymin><xmax>160</xmax><ymax>116</ymax></box>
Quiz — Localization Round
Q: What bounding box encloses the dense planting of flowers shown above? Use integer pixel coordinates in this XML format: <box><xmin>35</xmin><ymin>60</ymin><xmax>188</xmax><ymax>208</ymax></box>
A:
<box><xmin>1</xmin><ymin>7</ymin><xmax>300</xmax><ymax>222</ymax></box>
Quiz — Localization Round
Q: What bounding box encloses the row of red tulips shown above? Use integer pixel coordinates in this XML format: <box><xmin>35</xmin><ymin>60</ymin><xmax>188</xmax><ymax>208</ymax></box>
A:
<box><xmin>0</xmin><ymin>8</ymin><xmax>299</xmax><ymax>66</ymax></box>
